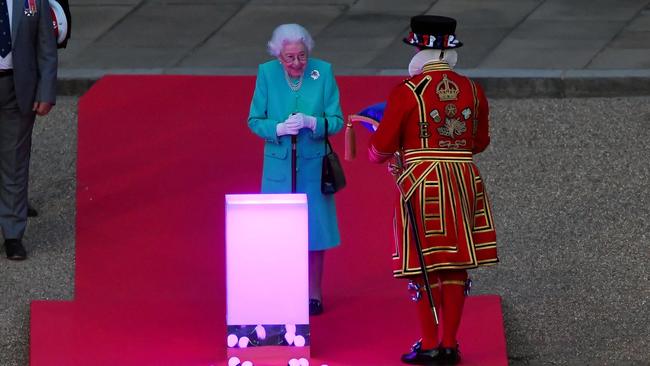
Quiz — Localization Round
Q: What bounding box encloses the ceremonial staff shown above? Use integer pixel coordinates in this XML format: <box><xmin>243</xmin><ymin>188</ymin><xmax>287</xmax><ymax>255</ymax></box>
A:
<box><xmin>291</xmin><ymin>135</ymin><xmax>297</xmax><ymax>193</ymax></box>
<box><xmin>290</xmin><ymin>104</ymin><xmax>298</xmax><ymax>192</ymax></box>
<box><xmin>346</xmin><ymin>111</ymin><xmax>439</xmax><ymax>324</ymax></box>
<box><xmin>394</xmin><ymin>151</ymin><xmax>439</xmax><ymax>325</ymax></box>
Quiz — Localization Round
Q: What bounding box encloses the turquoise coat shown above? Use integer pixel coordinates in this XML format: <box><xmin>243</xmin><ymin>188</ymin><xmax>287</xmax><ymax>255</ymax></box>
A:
<box><xmin>248</xmin><ymin>58</ymin><xmax>344</xmax><ymax>251</ymax></box>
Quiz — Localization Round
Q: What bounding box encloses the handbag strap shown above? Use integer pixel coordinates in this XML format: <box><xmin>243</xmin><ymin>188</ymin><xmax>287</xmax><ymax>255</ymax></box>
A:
<box><xmin>324</xmin><ymin>118</ymin><xmax>332</xmax><ymax>155</ymax></box>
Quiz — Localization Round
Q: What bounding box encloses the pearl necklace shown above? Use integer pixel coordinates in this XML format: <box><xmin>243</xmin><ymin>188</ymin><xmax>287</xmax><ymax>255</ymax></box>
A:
<box><xmin>285</xmin><ymin>71</ymin><xmax>303</xmax><ymax>92</ymax></box>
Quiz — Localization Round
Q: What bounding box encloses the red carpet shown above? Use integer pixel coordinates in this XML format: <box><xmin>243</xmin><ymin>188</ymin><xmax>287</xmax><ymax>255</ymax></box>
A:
<box><xmin>30</xmin><ymin>75</ymin><xmax>507</xmax><ymax>366</ymax></box>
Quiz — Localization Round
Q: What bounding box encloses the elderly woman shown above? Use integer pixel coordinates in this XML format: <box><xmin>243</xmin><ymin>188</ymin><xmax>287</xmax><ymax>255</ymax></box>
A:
<box><xmin>247</xmin><ymin>24</ymin><xmax>344</xmax><ymax>316</ymax></box>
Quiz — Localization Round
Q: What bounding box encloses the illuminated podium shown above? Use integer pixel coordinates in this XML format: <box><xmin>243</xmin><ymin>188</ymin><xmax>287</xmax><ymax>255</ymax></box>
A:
<box><xmin>225</xmin><ymin>194</ymin><xmax>310</xmax><ymax>366</ymax></box>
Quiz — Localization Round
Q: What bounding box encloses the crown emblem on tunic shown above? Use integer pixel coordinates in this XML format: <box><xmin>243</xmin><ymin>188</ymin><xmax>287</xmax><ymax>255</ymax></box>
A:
<box><xmin>436</xmin><ymin>74</ymin><xmax>459</xmax><ymax>101</ymax></box>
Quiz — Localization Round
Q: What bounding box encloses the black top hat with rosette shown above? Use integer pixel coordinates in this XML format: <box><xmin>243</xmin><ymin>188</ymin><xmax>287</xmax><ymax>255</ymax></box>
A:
<box><xmin>403</xmin><ymin>15</ymin><xmax>463</xmax><ymax>49</ymax></box>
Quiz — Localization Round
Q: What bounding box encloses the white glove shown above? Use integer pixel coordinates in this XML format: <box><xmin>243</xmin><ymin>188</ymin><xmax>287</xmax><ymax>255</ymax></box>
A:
<box><xmin>288</xmin><ymin>113</ymin><xmax>317</xmax><ymax>131</ymax></box>
<box><xmin>276</xmin><ymin>119</ymin><xmax>300</xmax><ymax>136</ymax></box>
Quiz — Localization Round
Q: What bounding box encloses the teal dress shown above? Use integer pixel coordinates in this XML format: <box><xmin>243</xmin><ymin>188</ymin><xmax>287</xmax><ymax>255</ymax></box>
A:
<box><xmin>248</xmin><ymin>58</ymin><xmax>343</xmax><ymax>251</ymax></box>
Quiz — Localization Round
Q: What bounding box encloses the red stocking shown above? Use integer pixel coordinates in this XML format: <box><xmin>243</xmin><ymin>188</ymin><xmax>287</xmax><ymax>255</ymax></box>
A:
<box><xmin>440</xmin><ymin>270</ymin><xmax>468</xmax><ymax>348</ymax></box>
<box><xmin>415</xmin><ymin>272</ymin><xmax>441</xmax><ymax>349</ymax></box>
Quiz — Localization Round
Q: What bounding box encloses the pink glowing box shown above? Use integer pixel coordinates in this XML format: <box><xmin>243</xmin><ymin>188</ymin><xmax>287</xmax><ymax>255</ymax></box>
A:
<box><xmin>225</xmin><ymin>194</ymin><xmax>310</xmax><ymax>363</ymax></box>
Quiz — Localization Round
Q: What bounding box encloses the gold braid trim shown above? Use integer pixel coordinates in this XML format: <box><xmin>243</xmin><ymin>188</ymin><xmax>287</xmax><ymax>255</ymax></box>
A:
<box><xmin>470</xmin><ymin>80</ymin><xmax>479</xmax><ymax>137</ymax></box>
<box><xmin>441</xmin><ymin>280</ymin><xmax>467</xmax><ymax>286</ymax></box>
<box><xmin>422</xmin><ymin>61</ymin><xmax>452</xmax><ymax>73</ymax></box>
<box><xmin>414</xmin><ymin>283</ymin><xmax>441</xmax><ymax>292</ymax></box>
<box><xmin>405</xmin><ymin>76</ymin><xmax>432</xmax><ymax>148</ymax></box>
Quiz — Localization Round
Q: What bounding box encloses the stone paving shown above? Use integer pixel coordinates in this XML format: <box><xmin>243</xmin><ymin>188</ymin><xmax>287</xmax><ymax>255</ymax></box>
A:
<box><xmin>63</xmin><ymin>0</ymin><xmax>650</xmax><ymax>72</ymax></box>
<box><xmin>58</xmin><ymin>0</ymin><xmax>650</xmax><ymax>97</ymax></box>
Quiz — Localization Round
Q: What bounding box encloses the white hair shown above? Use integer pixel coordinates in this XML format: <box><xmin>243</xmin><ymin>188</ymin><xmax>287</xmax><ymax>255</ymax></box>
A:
<box><xmin>267</xmin><ymin>24</ymin><xmax>315</xmax><ymax>57</ymax></box>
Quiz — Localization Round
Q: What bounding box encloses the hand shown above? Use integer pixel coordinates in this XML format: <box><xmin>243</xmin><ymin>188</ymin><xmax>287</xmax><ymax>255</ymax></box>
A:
<box><xmin>33</xmin><ymin>102</ymin><xmax>53</xmax><ymax>116</ymax></box>
<box><xmin>387</xmin><ymin>162</ymin><xmax>401</xmax><ymax>177</ymax></box>
<box><xmin>276</xmin><ymin>119</ymin><xmax>300</xmax><ymax>136</ymax></box>
<box><xmin>288</xmin><ymin>113</ymin><xmax>317</xmax><ymax>131</ymax></box>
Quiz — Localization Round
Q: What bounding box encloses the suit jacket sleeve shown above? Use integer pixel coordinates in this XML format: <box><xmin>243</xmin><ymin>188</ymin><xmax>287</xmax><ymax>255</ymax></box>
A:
<box><xmin>36</xmin><ymin>0</ymin><xmax>58</xmax><ymax>104</ymax></box>
<box><xmin>248</xmin><ymin>64</ymin><xmax>281</xmax><ymax>144</ymax></box>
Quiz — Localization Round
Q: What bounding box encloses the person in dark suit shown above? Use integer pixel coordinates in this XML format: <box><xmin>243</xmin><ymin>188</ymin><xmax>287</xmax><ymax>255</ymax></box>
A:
<box><xmin>0</xmin><ymin>0</ymin><xmax>57</xmax><ymax>260</ymax></box>
<box><xmin>26</xmin><ymin>0</ymin><xmax>70</xmax><ymax>218</ymax></box>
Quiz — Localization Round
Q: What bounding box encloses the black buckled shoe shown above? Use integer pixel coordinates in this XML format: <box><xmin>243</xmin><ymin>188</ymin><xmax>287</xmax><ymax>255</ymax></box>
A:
<box><xmin>27</xmin><ymin>202</ymin><xmax>39</xmax><ymax>217</ymax></box>
<box><xmin>309</xmin><ymin>299</ymin><xmax>323</xmax><ymax>316</ymax></box>
<box><xmin>433</xmin><ymin>345</ymin><xmax>461</xmax><ymax>365</ymax></box>
<box><xmin>401</xmin><ymin>340</ymin><xmax>441</xmax><ymax>365</ymax></box>
<box><xmin>4</xmin><ymin>239</ymin><xmax>27</xmax><ymax>260</ymax></box>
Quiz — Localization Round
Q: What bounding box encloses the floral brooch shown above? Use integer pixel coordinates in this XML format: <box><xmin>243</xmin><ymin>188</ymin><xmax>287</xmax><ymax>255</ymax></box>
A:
<box><xmin>310</xmin><ymin>69</ymin><xmax>320</xmax><ymax>80</ymax></box>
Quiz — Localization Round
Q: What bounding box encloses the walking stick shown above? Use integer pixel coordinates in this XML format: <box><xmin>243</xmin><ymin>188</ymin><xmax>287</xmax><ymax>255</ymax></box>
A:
<box><xmin>394</xmin><ymin>152</ymin><xmax>439</xmax><ymax>325</ymax></box>
<box><xmin>291</xmin><ymin>135</ymin><xmax>297</xmax><ymax>193</ymax></box>
<box><xmin>347</xmin><ymin>106</ymin><xmax>438</xmax><ymax>323</ymax></box>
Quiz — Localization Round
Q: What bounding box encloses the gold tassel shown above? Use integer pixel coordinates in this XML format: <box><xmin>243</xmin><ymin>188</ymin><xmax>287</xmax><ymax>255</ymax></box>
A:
<box><xmin>344</xmin><ymin>117</ymin><xmax>356</xmax><ymax>161</ymax></box>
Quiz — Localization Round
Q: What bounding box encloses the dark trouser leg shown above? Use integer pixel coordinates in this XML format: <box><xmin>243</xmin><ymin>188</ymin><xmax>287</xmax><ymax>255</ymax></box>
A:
<box><xmin>0</xmin><ymin>77</ymin><xmax>35</xmax><ymax>239</ymax></box>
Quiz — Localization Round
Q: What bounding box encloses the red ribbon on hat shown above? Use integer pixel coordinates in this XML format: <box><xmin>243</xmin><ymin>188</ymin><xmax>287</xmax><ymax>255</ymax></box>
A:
<box><xmin>24</xmin><ymin>0</ymin><xmax>37</xmax><ymax>15</ymax></box>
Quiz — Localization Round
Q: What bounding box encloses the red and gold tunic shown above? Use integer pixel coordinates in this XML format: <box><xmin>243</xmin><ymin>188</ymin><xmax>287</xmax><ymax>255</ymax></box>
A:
<box><xmin>369</xmin><ymin>61</ymin><xmax>498</xmax><ymax>278</ymax></box>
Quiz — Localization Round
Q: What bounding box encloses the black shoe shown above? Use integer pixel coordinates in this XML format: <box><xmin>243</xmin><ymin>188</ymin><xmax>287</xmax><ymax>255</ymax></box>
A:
<box><xmin>27</xmin><ymin>203</ymin><xmax>39</xmax><ymax>217</ymax></box>
<box><xmin>433</xmin><ymin>345</ymin><xmax>461</xmax><ymax>365</ymax></box>
<box><xmin>4</xmin><ymin>239</ymin><xmax>27</xmax><ymax>260</ymax></box>
<box><xmin>309</xmin><ymin>299</ymin><xmax>323</xmax><ymax>316</ymax></box>
<box><xmin>401</xmin><ymin>340</ymin><xmax>441</xmax><ymax>365</ymax></box>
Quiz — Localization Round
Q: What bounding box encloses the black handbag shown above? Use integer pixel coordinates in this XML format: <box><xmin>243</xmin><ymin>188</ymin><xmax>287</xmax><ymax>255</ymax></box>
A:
<box><xmin>321</xmin><ymin>119</ymin><xmax>346</xmax><ymax>194</ymax></box>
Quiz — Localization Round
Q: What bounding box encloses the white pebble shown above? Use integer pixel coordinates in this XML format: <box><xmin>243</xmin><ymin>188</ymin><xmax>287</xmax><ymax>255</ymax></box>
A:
<box><xmin>294</xmin><ymin>335</ymin><xmax>306</xmax><ymax>347</ymax></box>
<box><xmin>238</xmin><ymin>336</ymin><xmax>250</xmax><ymax>348</ymax></box>
<box><xmin>227</xmin><ymin>334</ymin><xmax>238</xmax><ymax>348</ymax></box>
